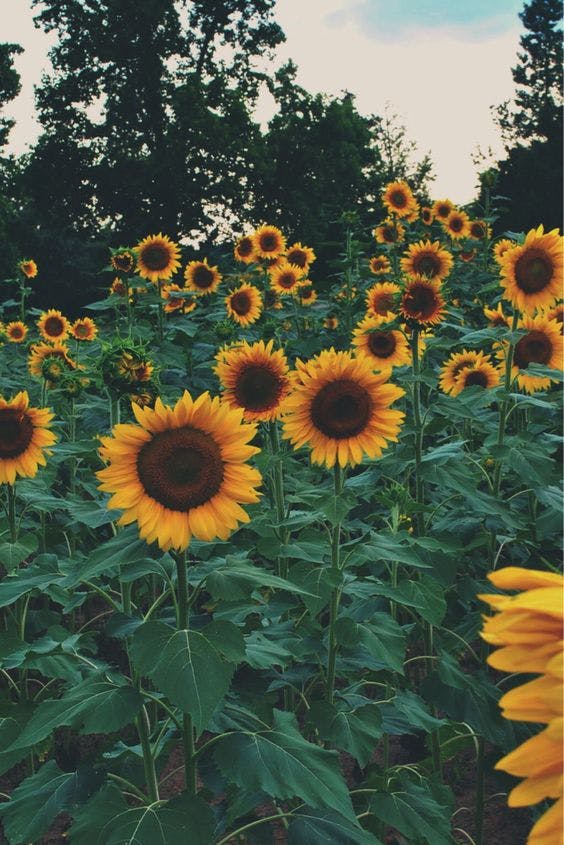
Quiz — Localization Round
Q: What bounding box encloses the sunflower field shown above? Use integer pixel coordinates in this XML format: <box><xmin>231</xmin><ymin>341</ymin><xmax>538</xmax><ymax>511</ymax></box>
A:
<box><xmin>0</xmin><ymin>181</ymin><xmax>562</xmax><ymax>845</ymax></box>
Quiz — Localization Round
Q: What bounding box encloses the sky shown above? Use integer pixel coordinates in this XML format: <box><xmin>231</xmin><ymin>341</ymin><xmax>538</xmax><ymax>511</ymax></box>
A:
<box><xmin>2</xmin><ymin>0</ymin><xmax>524</xmax><ymax>204</ymax></box>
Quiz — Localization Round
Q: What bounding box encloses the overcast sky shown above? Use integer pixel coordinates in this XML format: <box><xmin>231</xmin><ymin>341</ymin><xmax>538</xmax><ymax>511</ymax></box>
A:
<box><xmin>3</xmin><ymin>0</ymin><xmax>523</xmax><ymax>203</ymax></box>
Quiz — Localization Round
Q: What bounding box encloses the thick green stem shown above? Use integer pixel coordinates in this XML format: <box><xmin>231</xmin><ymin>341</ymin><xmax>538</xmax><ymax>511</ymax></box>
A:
<box><xmin>268</xmin><ymin>422</ymin><xmax>288</xmax><ymax>579</ymax></box>
<box><xmin>136</xmin><ymin>705</ymin><xmax>159</xmax><ymax>802</ymax></box>
<box><xmin>174</xmin><ymin>550</ymin><xmax>197</xmax><ymax>793</ymax></box>
<box><xmin>109</xmin><ymin>394</ymin><xmax>120</xmax><ymax>429</ymax></box>
<box><xmin>19</xmin><ymin>280</ymin><xmax>26</xmax><ymax>322</ymax></box>
<box><xmin>326</xmin><ymin>465</ymin><xmax>344</xmax><ymax>705</ymax></box>
<box><xmin>410</xmin><ymin>326</ymin><xmax>424</xmax><ymax>537</ymax></box>
<box><xmin>7</xmin><ymin>485</ymin><xmax>17</xmax><ymax>544</ymax></box>
<box><xmin>492</xmin><ymin>311</ymin><xmax>519</xmax><ymax>496</ymax></box>
<box><xmin>157</xmin><ymin>280</ymin><xmax>164</xmax><ymax>341</ymax></box>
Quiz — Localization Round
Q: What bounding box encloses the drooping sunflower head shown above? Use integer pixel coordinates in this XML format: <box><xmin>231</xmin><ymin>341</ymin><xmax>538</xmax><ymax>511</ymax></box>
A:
<box><xmin>432</xmin><ymin>198</ymin><xmax>454</xmax><ymax>221</ymax></box>
<box><xmin>28</xmin><ymin>342</ymin><xmax>77</xmax><ymax>382</ymax></box>
<box><xmin>71</xmin><ymin>317</ymin><xmax>98</xmax><ymax>342</ymax></box>
<box><xmin>6</xmin><ymin>322</ymin><xmax>27</xmax><ymax>343</ymax></box>
<box><xmin>111</xmin><ymin>249</ymin><xmax>135</xmax><ymax>274</ymax></box>
<box><xmin>369</xmin><ymin>256</ymin><xmax>391</xmax><ymax>276</ymax></box>
<box><xmin>374</xmin><ymin>219</ymin><xmax>405</xmax><ymax>245</ymax></box>
<box><xmin>215</xmin><ymin>339</ymin><xmax>290</xmax><ymax>422</ymax></box>
<box><xmin>400</xmin><ymin>277</ymin><xmax>446</xmax><ymax>326</ymax></box>
<box><xmin>459</xmin><ymin>249</ymin><xmax>477</xmax><ymax>263</ymax></box>
<box><xmin>110</xmin><ymin>278</ymin><xmax>127</xmax><ymax>297</ymax></box>
<box><xmin>225</xmin><ymin>283</ymin><xmax>263</xmax><ymax>327</ymax></box>
<box><xmin>135</xmin><ymin>234</ymin><xmax>181</xmax><ymax>284</ymax></box>
<box><xmin>443</xmin><ymin>209</ymin><xmax>471</xmax><ymax>240</ymax></box>
<box><xmin>0</xmin><ymin>391</ymin><xmax>56</xmax><ymax>485</ymax></box>
<box><xmin>37</xmin><ymin>309</ymin><xmax>70</xmax><ymax>343</ymax></box>
<box><xmin>421</xmin><ymin>207</ymin><xmax>434</xmax><ymax>225</ymax></box>
<box><xmin>382</xmin><ymin>181</ymin><xmax>418</xmax><ymax>219</ymax></box>
<box><xmin>269</xmin><ymin>262</ymin><xmax>305</xmax><ymax>295</ymax></box>
<box><xmin>507</xmin><ymin>313</ymin><xmax>563</xmax><ymax>393</ymax></box>
<box><xmin>253</xmin><ymin>225</ymin><xmax>286</xmax><ymax>260</ymax></box>
<box><xmin>161</xmin><ymin>283</ymin><xmax>196</xmax><ymax>314</ymax></box>
<box><xmin>234</xmin><ymin>235</ymin><xmax>257</xmax><ymax>264</ymax></box>
<box><xmin>352</xmin><ymin>315</ymin><xmax>411</xmax><ymax>374</ymax></box>
<box><xmin>282</xmin><ymin>348</ymin><xmax>405</xmax><ymax>468</ymax></box>
<box><xmin>439</xmin><ymin>349</ymin><xmax>489</xmax><ymax>395</ymax></box>
<box><xmin>468</xmin><ymin>220</ymin><xmax>490</xmax><ymax>241</ymax></box>
<box><xmin>100</xmin><ymin>342</ymin><xmax>155</xmax><ymax>393</ymax></box>
<box><xmin>285</xmin><ymin>242</ymin><xmax>316</xmax><ymax>270</ymax></box>
<box><xmin>400</xmin><ymin>239</ymin><xmax>453</xmax><ymax>282</ymax></box>
<box><xmin>365</xmin><ymin>282</ymin><xmax>400</xmax><ymax>320</ymax></box>
<box><xmin>545</xmin><ymin>302</ymin><xmax>563</xmax><ymax>329</ymax></box>
<box><xmin>449</xmin><ymin>359</ymin><xmax>501</xmax><ymax>397</ymax></box>
<box><xmin>499</xmin><ymin>225</ymin><xmax>563</xmax><ymax>314</ymax></box>
<box><xmin>493</xmin><ymin>238</ymin><xmax>515</xmax><ymax>265</ymax></box>
<box><xmin>184</xmin><ymin>259</ymin><xmax>222</xmax><ymax>295</ymax></box>
<box><xmin>324</xmin><ymin>315</ymin><xmax>339</xmax><ymax>330</ymax></box>
<box><xmin>296</xmin><ymin>284</ymin><xmax>317</xmax><ymax>306</ymax></box>
<box><xmin>18</xmin><ymin>259</ymin><xmax>38</xmax><ymax>279</ymax></box>
<box><xmin>483</xmin><ymin>302</ymin><xmax>509</xmax><ymax>328</ymax></box>
<box><xmin>97</xmin><ymin>391</ymin><xmax>262</xmax><ymax>551</ymax></box>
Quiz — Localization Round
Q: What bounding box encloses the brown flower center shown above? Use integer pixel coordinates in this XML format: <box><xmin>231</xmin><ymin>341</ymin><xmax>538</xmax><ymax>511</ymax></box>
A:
<box><xmin>403</xmin><ymin>283</ymin><xmax>439</xmax><ymax>320</ymax></box>
<box><xmin>470</xmin><ymin>223</ymin><xmax>486</xmax><ymax>239</ymax></box>
<box><xmin>75</xmin><ymin>323</ymin><xmax>90</xmax><ymax>338</ymax></box>
<box><xmin>368</xmin><ymin>331</ymin><xmax>397</xmax><ymax>359</ymax></box>
<box><xmin>449</xmin><ymin>217</ymin><xmax>463</xmax><ymax>232</ymax></box>
<box><xmin>437</xmin><ymin>204</ymin><xmax>450</xmax><ymax>219</ymax></box>
<box><xmin>0</xmin><ymin>409</ymin><xmax>34</xmax><ymax>458</ymax></box>
<box><xmin>390</xmin><ymin>190</ymin><xmax>407</xmax><ymax>208</ymax></box>
<box><xmin>237</xmin><ymin>237</ymin><xmax>254</xmax><ymax>257</ymax></box>
<box><xmin>141</xmin><ymin>244</ymin><xmax>170</xmax><ymax>272</ymax></box>
<box><xmin>514</xmin><ymin>250</ymin><xmax>553</xmax><ymax>294</ymax></box>
<box><xmin>422</xmin><ymin>210</ymin><xmax>431</xmax><ymax>223</ymax></box>
<box><xmin>463</xmin><ymin>370</ymin><xmax>488</xmax><ymax>388</ymax></box>
<box><xmin>452</xmin><ymin>358</ymin><xmax>475</xmax><ymax>378</ymax></box>
<box><xmin>137</xmin><ymin>427</ymin><xmax>224</xmax><ymax>511</ymax></box>
<box><xmin>311</xmin><ymin>379</ymin><xmax>373</xmax><ymax>440</ymax></box>
<box><xmin>44</xmin><ymin>316</ymin><xmax>65</xmax><ymax>337</ymax></box>
<box><xmin>382</xmin><ymin>226</ymin><xmax>396</xmax><ymax>243</ymax></box>
<box><xmin>10</xmin><ymin>326</ymin><xmax>24</xmax><ymax>339</ymax></box>
<box><xmin>230</xmin><ymin>291</ymin><xmax>252</xmax><ymax>316</ymax></box>
<box><xmin>113</xmin><ymin>254</ymin><xmax>133</xmax><ymax>272</ymax></box>
<box><xmin>234</xmin><ymin>365</ymin><xmax>283</xmax><ymax>412</ymax></box>
<box><xmin>372</xmin><ymin>292</ymin><xmax>394</xmax><ymax>315</ymax></box>
<box><xmin>259</xmin><ymin>233</ymin><xmax>279</xmax><ymax>253</ymax></box>
<box><xmin>514</xmin><ymin>330</ymin><xmax>553</xmax><ymax>368</ymax></box>
<box><xmin>192</xmin><ymin>265</ymin><xmax>214</xmax><ymax>288</ymax></box>
<box><xmin>287</xmin><ymin>249</ymin><xmax>307</xmax><ymax>268</ymax></box>
<box><xmin>277</xmin><ymin>272</ymin><xmax>296</xmax><ymax>290</ymax></box>
<box><xmin>414</xmin><ymin>253</ymin><xmax>440</xmax><ymax>278</ymax></box>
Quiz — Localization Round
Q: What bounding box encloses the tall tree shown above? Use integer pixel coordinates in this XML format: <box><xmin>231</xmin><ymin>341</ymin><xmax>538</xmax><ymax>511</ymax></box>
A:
<box><xmin>371</xmin><ymin>105</ymin><xmax>435</xmax><ymax>201</ymax></box>
<box><xmin>0</xmin><ymin>43</ymin><xmax>24</xmax><ymax>282</ymax></box>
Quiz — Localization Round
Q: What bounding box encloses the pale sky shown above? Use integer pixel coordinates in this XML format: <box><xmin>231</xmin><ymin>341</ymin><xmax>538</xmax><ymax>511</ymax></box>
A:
<box><xmin>2</xmin><ymin>0</ymin><xmax>523</xmax><ymax>203</ymax></box>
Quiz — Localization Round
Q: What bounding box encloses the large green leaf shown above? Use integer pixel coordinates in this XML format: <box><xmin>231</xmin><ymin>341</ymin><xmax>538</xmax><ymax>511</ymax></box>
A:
<box><xmin>0</xmin><ymin>535</ymin><xmax>38</xmax><ymax>572</ymax></box>
<box><xmin>206</xmin><ymin>560</ymin><xmax>315</xmax><ymax>601</ymax></box>
<box><xmin>368</xmin><ymin>778</ymin><xmax>454</xmax><ymax>845</ymax></box>
<box><xmin>0</xmin><ymin>555</ymin><xmax>61</xmax><ymax>608</ymax></box>
<box><xmin>4</xmin><ymin>676</ymin><xmax>143</xmax><ymax>752</ymax></box>
<box><xmin>0</xmin><ymin>761</ymin><xmax>102</xmax><ymax>845</ymax></box>
<box><xmin>214</xmin><ymin>710</ymin><xmax>357</xmax><ymax>822</ymax></box>
<box><xmin>308</xmin><ymin>701</ymin><xmax>383</xmax><ymax>767</ymax></box>
<box><xmin>368</xmin><ymin>575</ymin><xmax>447</xmax><ymax>625</ymax></box>
<box><xmin>289</xmin><ymin>563</ymin><xmax>342</xmax><ymax>616</ymax></box>
<box><xmin>61</xmin><ymin>527</ymin><xmax>151</xmax><ymax>588</ymax></box>
<box><xmin>131</xmin><ymin>621</ymin><xmax>234</xmax><ymax>736</ymax></box>
<box><xmin>70</xmin><ymin>787</ymin><xmax>215</xmax><ymax>845</ymax></box>
<box><xmin>288</xmin><ymin>809</ymin><xmax>382</xmax><ymax>844</ymax></box>
<box><xmin>335</xmin><ymin>614</ymin><xmax>406</xmax><ymax>673</ymax></box>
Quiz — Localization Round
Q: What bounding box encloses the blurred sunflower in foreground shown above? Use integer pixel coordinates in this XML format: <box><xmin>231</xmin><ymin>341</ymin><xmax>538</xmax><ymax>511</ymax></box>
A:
<box><xmin>0</xmin><ymin>391</ymin><xmax>56</xmax><ymax>484</ymax></box>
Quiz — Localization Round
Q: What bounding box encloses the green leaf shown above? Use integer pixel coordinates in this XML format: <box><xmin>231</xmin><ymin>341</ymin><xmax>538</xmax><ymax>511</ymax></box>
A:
<box><xmin>64</xmin><ymin>497</ymin><xmax>121</xmax><ymax>528</ymax></box>
<box><xmin>0</xmin><ymin>555</ymin><xmax>61</xmax><ymax>608</ymax></box>
<box><xmin>0</xmin><ymin>761</ymin><xmax>103</xmax><ymax>845</ymax></box>
<box><xmin>368</xmin><ymin>777</ymin><xmax>454</xmax><ymax>845</ymax></box>
<box><xmin>364</xmin><ymin>534</ymin><xmax>429</xmax><ymax>569</ymax></box>
<box><xmin>369</xmin><ymin>575</ymin><xmax>447</xmax><ymax>626</ymax></box>
<box><xmin>288</xmin><ymin>809</ymin><xmax>382</xmax><ymax>844</ymax></box>
<box><xmin>206</xmin><ymin>560</ymin><xmax>315</xmax><ymax>601</ymax></box>
<box><xmin>62</xmin><ymin>527</ymin><xmax>151</xmax><ymax>588</ymax></box>
<box><xmin>308</xmin><ymin>701</ymin><xmax>383</xmax><ymax>767</ymax></box>
<box><xmin>5</xmin><ymin>676</ymin><xmax>143</xmax><ymax>752</ymax></box>
<box><xmin>335</xmin><ymin>614</ymin><xmax>406</xmax><ymax>673</ymax></box>
<box><xmin>0</xmin><ymin>535</ymin><xmax>38</xmax><ymax>572</ymax></box>
<box><xmin>203</xmin><ymin>620</ymin><xmax>245</xmax><ymax>663</ymax></box>
<box><xmin>70</xmin><ymin>788</ymin><xmax>215</xmax><ymax>845</ymax></box>
<box><xmin>131</xmin><ymin>621</ymin><xmax>233</xmax><ymax>736</ymax></box>
<box><xmin>289</xmin><ymin>563</ymin><xmax>342</xmax><ymax>616</ymax></box>
<box><xmin>315</xmin><ymin>491</ymin><xmax>357</xmax><ymax>526</ymax></box>
<box><xmin>214</xmin><ymin>710</ymin><xmax>357</xmax><ymax>823</ymax></box>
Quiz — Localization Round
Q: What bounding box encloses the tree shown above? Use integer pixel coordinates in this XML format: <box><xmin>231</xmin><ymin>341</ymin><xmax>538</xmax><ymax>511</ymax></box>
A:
<box><xmin>0</xmin><ymin>43</ymin><xmax>24</xmax><ymax>282</ymax></box>
<box><xmin>371</xmin><ymin>105</ymin><xmax>435</xmax><ymax>201</ymax></box>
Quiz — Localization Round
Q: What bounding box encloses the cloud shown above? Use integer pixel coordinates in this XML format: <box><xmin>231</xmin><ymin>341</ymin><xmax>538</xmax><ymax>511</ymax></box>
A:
<box><xmin>325</xmin><ymin>0</ymin><xmax>523</xmax><ymax>42</ymax></box>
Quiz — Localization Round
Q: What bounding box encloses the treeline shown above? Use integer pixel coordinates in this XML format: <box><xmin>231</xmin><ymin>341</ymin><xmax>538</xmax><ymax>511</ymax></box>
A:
<box><xmin>0</xmin><ymin>0</ymin><xmax>561</xmax><ymax>312</ymax></box>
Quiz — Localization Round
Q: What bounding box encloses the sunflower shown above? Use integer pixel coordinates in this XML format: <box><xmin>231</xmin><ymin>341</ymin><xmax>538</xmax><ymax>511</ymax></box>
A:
<box><xmin>0</xmin><ymin>391</ymin><xmax>56</xmax><ymax>485</ymax></box>
<box><xmin>71</xmin><ymin>317</ymin><xmax>98</xmax><ymax>342</ymax></box>
<box><xmin>400</xmin><ymin>277</ymin><xmax>445</xmax><ymax>326</ymax></box>
<box><xmin>270</xmin><ymin>262</ymin><xmax>305</xmax><ymax>295</ymax></box>
<box><xmin>225</xmin><ymin>283</ymin><xmax>263</xmax><ymax>327</ymax></box>
<box><xmin>253</xmin><ymin>225</ymin><xmax>286</xmax><ymax>260</ymax></box>
<box><xmin>234</xmin><ymin>235</ymin><xmax>257</xmax><ymax>265</ymax></box>
<box><xmin>449</xmin><ymin>360</ymin><xmax>500</xmax><ymax>397</ymax></box>
<box><xmin>184</xmin><ymin>260</ymin><xmax>222</xmax><ymax>295</ymax></box>
<box><xmin>421</xmin><ymin>207</ymin><xmax>434</xmax><ymax>225</ymax></box>
<box><xmin>443</xmin><ymin>209</ymin><xmax>471</xmax><ymax>240</ymax></box>
<box><xmin>468</xmin><ymin>220</ymin><xmax>490</xmax><ymax>241</ymax></box>
<box><xmin>215</xmin><ymin>340</ymin><xmax>290</xmax><ymax>422</ymax></box>
<box><xmin>400</xmin><ymin>239</ymin><xmax>453</xmax><ymax>282</ymax></box>
<box><xmin>506</xmin><ymin>313</ymin><xmax>563</xmax><ymax>393</ymax></box>
<box><xmin>285</xmin><ymin>242</ymin><xmax>316</xmax><ymax>271</ymax></box>
<box><xmin>500</xmin><ymin>225</ymin><xmax>563</xmax><ymax>314</ymax></box>
<box><xmin>493</xmin><ymin>239</ymin><xmax>515</xmax><ymax>265</ymax></box>
<box><xmin>374</xmin><ymin>219</ymin><xmax>405</xmax><ymax>245</ymax></box>
<box><xmin>28</xmin><ymin>342</ymin><xmax>77</xmax><ymax>380</ymax></box>
<box><xmin>382</xmin><ymin>181</ymin><xmax>418</xmax><ymax>219</ymax></box>
<box><xmin>37</xmin><ymin>309</ymin><xmax>70</xmax><ymax>343</ymax></box>
<box><xmin>365</xmin><ymin>282</ymin><xmax>400</xmax><ymax>321</ymax></box>
<box><xmin>111</xmin><ymin>250</ymin><xmax>135</xmax><ymax>273</ymax></box>
<box><xmin>479</xmin><ymin>567</ymin><xmax>563</xmax><ymax>845</ymax></box>
<box><xmin>483</xmin><ymin>302</ymin><xmax>509</xmax><ymax>328</ymax></box>
<box><xmin>459</xmin><ymin>249</ymin><xmax>477</xmax><ymax>262</ymax></box>
<box><xmin>296</xmin><ymin>284</ymin><xmax>317</xmax><ymax>306</ymax></box>
<box><xmin>161</xmin><ymin>284</ymin><xmax>196</xmax><ymax>315</ymax></box>
<box><xmin>431</xmin><ymin>199</ymin><xmax>454</xmax><ymax>221</ymax></box>
<box><xmin>438</xmin><ymin>349</ymin><xmax>490</xmax><ymax>394</ymax></box>
<box><xmin>18</xmin><ymin>259</ymin><xmax>38</xmax><ymax>279</ymax></box>
<box><xmin>352</xmin><ymin>316</ymin><xmax>411</xmax><ymax>374</ymax></box>
<box><xmin>282</xmin><ymin>349</ymin><xmax>404</xmax><ymax>468</ymax></box>
<box><xmin>135</xmin><ymin>234</ymin><xmax>181</xmax><ymax>284</ymax></box>
<box><xmin>369</xmin><ymin>256</ymin><xmax>391</xmax><ymax>275</ymax></box>
<box><xmin>324</xmin><ymin>315</ymin><xmax>339</xmax><ymax>329</ymax></box>
<box><xmin>6</xmin><ymin>322</ymin><xmax>27</xmax><ymax>343</ymax></box>
<box><xmin>544</xmin><ymin>302</ymin><xmax>563</xmax><ymax>329</ymax></box>
<box><xmin>264</xmin><ymin>289</ymin><xmax>283</xmax><ymax>310</ymax></box>
<box><xmin>110</xmin><ymin>278</ymin><xmax>127</xmax><ymax>296</ymax></box>
<box><xmin>97</xmin><ymin>391</ymin><xmax>262</xmax><ymax>551</ymax></box>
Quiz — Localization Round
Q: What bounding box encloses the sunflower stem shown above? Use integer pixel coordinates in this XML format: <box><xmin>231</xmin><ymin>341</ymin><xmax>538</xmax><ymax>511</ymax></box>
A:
<box><xmin>492</xmin><ymin>310</ymin><xmax>519</xmax><ymax>496</ymax></box>
<box><xmin>136</xmin><ymin>705</ymin><xmax>159</xmax><ymax>802</ymax></box>
<box><xmin>344</xmin><ymin>225</ymin><xmax>353</xmax><ymax>336</ymax></box>
<box><xmin>7</xmin><ymin>484</ymin><xmax>17</xmax><ymax>544</ymax></box>
<box><xmin>109</xmin><ymin>393</ymin><xmax>120</xmax><ymax>429</ymax></box>
<box><xmin>326</xmin><ymin>464</ymin><xmax>344</xmax><ymax>705</ymax></box>
<box><xmin>268</xmin><ymin>422</ymin><xmax>288</xmax><ymax>580</ymax></box>
<box><xmin>157</xmin><ymin>280</ymin><xmax>164</xmax><ymax>342</ymax></box>
<box><xmin>410</xmin><ymin>325</ymin><xmax>424</xmax><ymax>537</ymax></box>
<box><xmin>174</xmin><ymin>549</ymin><xmax>197</xmax><ymax>795</ymax></box>
<box><xmin>18</xmin><ymin>279</ymin><xmax>26</xmax><ymax>322</ymax></box>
